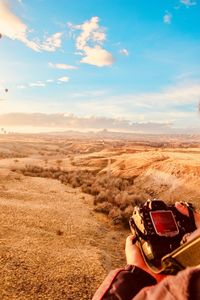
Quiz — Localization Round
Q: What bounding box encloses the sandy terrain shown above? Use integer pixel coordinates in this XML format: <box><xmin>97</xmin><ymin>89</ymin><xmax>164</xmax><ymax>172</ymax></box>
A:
<box><xmin>0</xmin><ymin>134</ymin><xmax>200</xmax><ymax>299</ymax></box>
<box><xmin>0</xmin><ymin>169</ymin><xmax>127</xmax><ymax>299</ymax></box>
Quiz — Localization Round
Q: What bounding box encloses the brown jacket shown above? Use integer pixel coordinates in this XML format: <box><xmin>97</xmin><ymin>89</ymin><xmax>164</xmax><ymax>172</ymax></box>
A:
<box><xmin>93</xmin><ymin>265</ymin><xmax>200</xmax><ymax>300</ymax></box>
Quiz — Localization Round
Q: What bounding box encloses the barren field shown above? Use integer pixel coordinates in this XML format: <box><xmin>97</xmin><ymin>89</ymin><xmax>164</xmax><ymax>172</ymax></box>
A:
<box><xmin>0</xmin><ymin>134</ymin><xmax>200</xmax><ymax>299</ymax></box>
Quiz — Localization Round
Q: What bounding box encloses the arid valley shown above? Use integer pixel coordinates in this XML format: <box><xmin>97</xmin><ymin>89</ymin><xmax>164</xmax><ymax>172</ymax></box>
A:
<box><xmin>1</xmin><ymin>133</ymin><xmax>200</xmax><ymax>299</ymax></box>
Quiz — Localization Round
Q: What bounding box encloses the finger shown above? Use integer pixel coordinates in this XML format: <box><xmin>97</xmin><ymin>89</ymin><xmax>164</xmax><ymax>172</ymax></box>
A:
<box><xmin>175</xmin><ymin>202</ymin><xmax>189</xmax><ymax>217</ymax></box>
<box><xmin>175</xmin><ymin>202</ymin><xmax>200</xmax><ymax>227</ymax></box>
<box><xmin>125</xmin><ymin>236</ymin><xmax>144</xmax><ymax>265</ymax></box>
<box><xmin>125</xmin><ymin>235</ymin><xmax>138</xmax><ymax>253</ymax></box>
<box><xmin>126</xmin><ymin>235</ymin><xmax>136</xmax><ymax>247</ymax></box>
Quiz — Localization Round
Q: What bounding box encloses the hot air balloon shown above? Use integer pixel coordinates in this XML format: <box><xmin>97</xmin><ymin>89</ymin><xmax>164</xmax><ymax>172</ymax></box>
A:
<box><xmin>5</xmin><ymin>88</ymin><xmax>8</xmax><ymax>93</ymax></box>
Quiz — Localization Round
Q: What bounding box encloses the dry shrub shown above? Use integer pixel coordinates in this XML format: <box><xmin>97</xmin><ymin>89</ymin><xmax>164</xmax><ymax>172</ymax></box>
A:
<box><xmin>41</xmin><ymin>171</ymin><xmax>51</xmax><ymax>178</ymax></box>
<box><xmin>84</xmin><ymin>178</ymin><xmax>93</xmax><ymax>186</ymax></box>
<box><xmin>108</xmin><ymin>207</ymin><xmax>123</xmax><ymax>224</ymax></box>
<box><xmin>56</xmin><ymin>229</ymin><xmax>64</xmax><ymax>236</ymax></box>
<box><xmin>71</xmin><ymin>177</ymin><xmax>81</xmax><ymax>188</ymax></box>
<box><xmin>116</xmin><ymin>178</ymin><xmax>130</xmax><ymax>191</ymax></box>
<box><xmin>90</xmin><ymin>183</ymin><xmax>102</xmax><ymax>196</ymax></box>
<box><xmin>94</xmin><ymin>202</ymin><xmax>113</xmax><ymax>214</ymax></box>
<box><xmin>121</xmin><ymin>205</ymin><xmax>134</xmax><ymax>226</ymax></box>
<box><xmin>0</xmin><ymin>152</ymin><xmax>26</xmax><ymax>159</ymax></box>
<box><xmin>52</xmin><ymin>171</ymin><xmax>63</xmax><ymax>179</ymax></box>
<box><xmin>58</xmin><ymin>174</ymin><xmax>67</xmax><ymax>183</ymax></box>
<box><xmin>81</xmin><ymin>183</ymin><xmax>92</xmax><ymax>194</ymax></box>
<box><xmin>18</xmin><ymin>163</ymin><xmax>144</xmax><ymax>227</ymax></box>
<box><xmin>95</xmin><ymin>175</ymin><xmax>109</xmax><ymax>189</ymax></box>
<box><xmin>94</xmin><ymin>190</ymin><xmax>107</xmax><ymax>205</ymax></box>
<box><xmin>104</xmin><ymin>189</ymin><xmax>116</xmax><ymax>204</ymax></box>
<box><xmin>114</xmin><ymin>191</ymin><xmax>130</xmax><ymax>208</ymax></box>
<box><xmin>130</xmin><ymin>194</ymin><xmax>145</xmax><ymax>206</ymax></box>
<box><xmin>23</xmin><ymin>171</ymin><xmax>37</xmax><ymax>177</ymax></box>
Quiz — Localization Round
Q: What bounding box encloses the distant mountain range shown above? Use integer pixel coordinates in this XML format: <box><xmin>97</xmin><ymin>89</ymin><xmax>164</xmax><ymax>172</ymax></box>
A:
<box><xmin>0</xmin><ymin>112</ymin><xmax>199</xmax><ymax>136</ymax></box>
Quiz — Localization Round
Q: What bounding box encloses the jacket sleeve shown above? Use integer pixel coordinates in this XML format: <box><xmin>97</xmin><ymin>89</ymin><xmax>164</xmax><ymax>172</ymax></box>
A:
<box><xmin>92</xmin><ymin>265</ymin><xmax>157</xmax><ymax>300</ymax></box>
<box><xmin>133</xmin><ymin>266</ymin><xmax>200</xmax><ymax>300</ymax></box>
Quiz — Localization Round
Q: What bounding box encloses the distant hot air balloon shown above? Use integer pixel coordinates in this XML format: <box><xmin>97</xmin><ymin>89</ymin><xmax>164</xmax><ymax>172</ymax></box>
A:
<box><xmin>5</xmin><ymin>88</ymin><xmax>8</xmax><ymax>93</ymax></box>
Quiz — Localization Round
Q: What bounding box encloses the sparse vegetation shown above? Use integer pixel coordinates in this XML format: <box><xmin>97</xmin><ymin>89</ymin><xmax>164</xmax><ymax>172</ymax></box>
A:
<box><xmin>2</xmin><ymin>135</ymin><xmax>200</xmax><ymax>228</ymax></box>
<box><xmin>16</xmin><ymin>164</ymin><xmax>145</xmax><ymax>226</ymax></box>
<box><xmin>56</xmin><ymin>229</ymin><xmax>64</xmax><ymax>236</ymax></box>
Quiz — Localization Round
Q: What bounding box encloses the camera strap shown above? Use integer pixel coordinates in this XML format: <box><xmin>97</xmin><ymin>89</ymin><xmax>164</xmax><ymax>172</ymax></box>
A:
<box><xmin>139</xmin><ymin>235</ymin><xmax>200</xmax><ymax>275</ymax></box>
<box><xmin>186</xmin><ymin>202</ymin><xmax>196</xmax><ymax>230</ymax></box>
<box><xmin>161</xmin><ymin>235</ymin><xmax>200</xmax><ymax>274</ymax></box>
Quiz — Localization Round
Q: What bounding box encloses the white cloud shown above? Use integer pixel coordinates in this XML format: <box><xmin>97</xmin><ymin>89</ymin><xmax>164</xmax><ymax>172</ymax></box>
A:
<box><xmin>17</xmin><ymin>84</ymin><xmax>26</xmax><ymax>89</ymax></box>
<box><xmin>68</xmin><ymin>81</ymin><xmax>200</xmax><ymax>127</ymax></box>
<box><xmin>75</xmin><ymin>16</ymin><xmax>106</xmax><ymax>49</ymax></box>
<box><xmin>119</xmin><ymin>48</ymin><xmax>129</xmax><ymax>56</ymax></box>
<box><xmin>0</xmin><ymin>2</ymin><xmax>28</xmax><ymax>40</ymax></box>
<box><xmin>69</xmin><ymin>16</ymin><xmax>114</xmax><ymax>67</ymax></box>
<box><xmin>118</xmin><ymin>82</ymin><xmax>200</xmax><ymax>109</ymax></box>
<box><xmin>80</xmin><ymin>46</ymin><xmax>114</xmax><ymax>67</ymax></box>
<box><xmin>40</xmin><ymin>32</ymin><xmax>62</xmax><ymax>52</ymax></box>
<box><xmin>0</xmin><ymin>2</ymin><xmax>62</xmax><ymax>52</ymax></box>
<box><xmin>29</xmin><ymin>82</ymin><xmax>46</xmax><ymax>87</ymax></box>
<box><xmin>163</xmin><ymin>12</ymin><xmax>172</xmax><ymax>24</ymax></box>
<box><xmin>49</xmin><ymin>62</ymin><xmax>78</xmax><ymax>70</ymax></box>
<box><xmin>58</xmin><ymin>77</ymin><xmax>69</xmax><ymax>82</ymax></box>
<box><xmin>46</xmin><ymin>79</ymin><xmax>54</xmax><ymax>83</ymax></box>
<box><xmin>180</xmin><ymin>0</ymin><xmax>196</xmax><ymax>7</ymax></box>
<box><xmin>0</xmin><ymin>112</ymin><xmax>175</xmax><ymax>133</ymax></box>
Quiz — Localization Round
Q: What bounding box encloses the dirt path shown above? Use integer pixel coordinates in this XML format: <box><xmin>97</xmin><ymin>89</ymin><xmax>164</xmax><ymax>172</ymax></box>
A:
<box><xmin>0</xmin><ymin>169</ymin><xmax>127</xmax><ymax>300</ymax></box>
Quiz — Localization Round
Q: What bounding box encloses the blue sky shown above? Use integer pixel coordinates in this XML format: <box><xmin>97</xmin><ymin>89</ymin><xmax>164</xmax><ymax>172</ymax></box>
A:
<box><xmin>0</xmin><ymin>0</ymin><xmax>200</xmax><ymax>132</ymax></box>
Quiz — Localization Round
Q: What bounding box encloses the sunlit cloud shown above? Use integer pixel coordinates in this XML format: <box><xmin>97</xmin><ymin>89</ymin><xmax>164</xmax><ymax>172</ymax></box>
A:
<box><xmin>40</xmin><ymin>32</ymin><xmax>62</xmax><ymax>52</ymax></box>
<box><xmin>66</xmin><ymin>81</ymin><xmax>200</xmax><ymax>127</ymax></box>
<box><xmin>0</xmin><ymin>112</ymin><xmax>174</xmax><ymax>133</ymax></box>
<box><xmin>119</xmin><ymin>48</ymin><xmax>129</xmax><ymax>56</ymax></box>
<box><xmin>49</xmin><ymin>62</ymin><xmax>78</xmax><ymax>70</ymax></box>
<box><xmin>29</xmin><ymin>82</ymin><xmax>46</xmax><ymax>87</ymax></box>
<box><xmin>0</xmin><ymin>2</ymin><xmax>62</xmax><ymax>52</ymax></box>
<box><xmin>80</xmin><ymin>46</ymin><xmax>114</xmax><ymax>67</ymax></box>
<box><xmin>17</xmin><ymin>85</ymin><xmax>26</xmax><ymax>89</ymax></box>
<box><xmin>69</xmin><ymin>16</ymin><xmax>115</xmax><ymax>67</ymax></box>
<box><xmin>163</xmin><ymin>12</ymin><xmax>172</xmax><ymax>24</ymax></box>
<box><xmin>58</xmin><ymin>76</ymin><xmax>69</xmax><ymax>82</ymax></box>
<box><xmin>180</xmin><ymin>0</ymin><xmax>196</xmax><ymax>7</ymax></box>
<box><xmin>17</xmin><ymin>78</ymin><xmax>67</xmax><ymax>88</ymax></box>
<box><xmin>113</xmin><ymin>82</ymin><xmax>200</xmax><ymax>109</ymax></box>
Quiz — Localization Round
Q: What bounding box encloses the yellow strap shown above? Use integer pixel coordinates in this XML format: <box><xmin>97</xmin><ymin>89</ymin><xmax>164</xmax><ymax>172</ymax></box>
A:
<box><xmin>162</xmin><ymin>236</ymin><xmax>200</xmax><ymax>271</ymax></box>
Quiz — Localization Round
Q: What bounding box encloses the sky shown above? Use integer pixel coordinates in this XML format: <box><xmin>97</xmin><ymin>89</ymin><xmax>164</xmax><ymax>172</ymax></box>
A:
<box><xmin>0</xmin><ymin>0</ymin><xmax>200</xmax><ymax>133</ymax></box>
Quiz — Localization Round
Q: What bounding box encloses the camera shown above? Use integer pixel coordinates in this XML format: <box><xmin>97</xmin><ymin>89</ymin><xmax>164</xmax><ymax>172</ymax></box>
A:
<box><xmin>129</xmin><ymin>199</ymin><xmax>196</xmax><ymax>273</ymax></box>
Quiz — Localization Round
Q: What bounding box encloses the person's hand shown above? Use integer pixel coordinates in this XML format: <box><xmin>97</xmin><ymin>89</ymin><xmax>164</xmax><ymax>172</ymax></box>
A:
<box><xmin>175</xmin><ymin>202</ymin><xmax>200</xmax><ymax>242</ymax></box>
<box><xmin>125</xmin><ymin>235</ymin><xmax>166</xmax><ymax>282</ymax></box>
<box><xmin>175</xmin><ymin>202</ymin><xmax>200</xmax><ymax>228</ymax></box>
